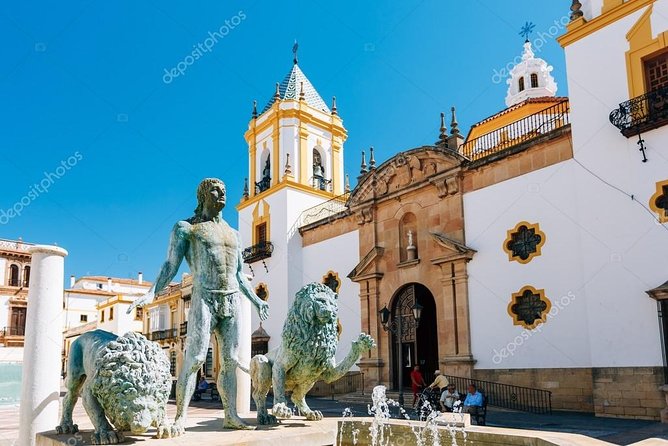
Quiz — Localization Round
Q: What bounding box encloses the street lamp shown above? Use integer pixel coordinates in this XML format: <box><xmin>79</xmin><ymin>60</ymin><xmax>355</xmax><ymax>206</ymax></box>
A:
<box><xmin>379</xmin><ymin>300</ymin><xmax>423</xmax><ymax>407</ymax></box>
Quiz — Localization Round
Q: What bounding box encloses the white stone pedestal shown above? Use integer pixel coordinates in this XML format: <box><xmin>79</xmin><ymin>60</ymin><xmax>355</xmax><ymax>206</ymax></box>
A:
<box><xmin>407</xmin><ymin>245</ymin><xmax>417</xmax><ymax>261</ymax></box>
<box><xmin>236</xmin><ymin>298</ymin><xmax>251</xmax><ymax>414</ymax></box>
<box><xmin>18</xmin><ymin>245</ymin><xmax>68</xmax><ymax>446</ymax></box>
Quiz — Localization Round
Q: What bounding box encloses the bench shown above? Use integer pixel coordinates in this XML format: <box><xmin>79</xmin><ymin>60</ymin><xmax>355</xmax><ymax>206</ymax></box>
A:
<box><xmin>192</xmin><ymin>383</ymin><xmax>219</xmax><ymax>402</ymax></box>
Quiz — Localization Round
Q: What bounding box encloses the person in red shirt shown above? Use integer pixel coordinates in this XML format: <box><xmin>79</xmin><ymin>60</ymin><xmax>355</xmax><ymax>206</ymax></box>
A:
<box><xmin>410</xmin><ymin>365</ymin><xmax>426</xmax><ymax>407</ymax></box>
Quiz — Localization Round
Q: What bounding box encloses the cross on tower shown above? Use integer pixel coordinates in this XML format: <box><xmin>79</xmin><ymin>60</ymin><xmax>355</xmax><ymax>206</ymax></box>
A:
<box><xmin>519</xmin><ymin>21</ymin><xmax>536</xmax><ymax>42</ymax></box>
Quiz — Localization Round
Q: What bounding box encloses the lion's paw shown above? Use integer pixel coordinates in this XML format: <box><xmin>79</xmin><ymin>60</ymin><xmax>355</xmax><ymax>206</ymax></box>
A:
<box><xmin>257</xmin><ymin>412</ymin><xmax>278</xmax><ymax>425</ymax></box>
<box><xmin>55</xmin><ymin>422</ymin><xmax>78</xmax><ymax>435</ymax></box>
<box><xmin>156</xmin><ymin>422</ymin><xmax>181</xmax><ymax>439</ymax></box>
<box><xmin>355</xmin><ymin>333</ymin><xmax>376</xmax><ymax>350</ymax></box>
<box><xmin>272</xmin><ymin>402</ymin><xmax>293</xmax><ymax>419</ymax></box>
<box><xmin>305</xmin><ymin>410</ymin><xmax>323</xmax><ymax>421</ymax></box>
<box><xmin>92</xmin><ymin>429</ymin><xmax>125</xmax><ymax>445</ymax></box>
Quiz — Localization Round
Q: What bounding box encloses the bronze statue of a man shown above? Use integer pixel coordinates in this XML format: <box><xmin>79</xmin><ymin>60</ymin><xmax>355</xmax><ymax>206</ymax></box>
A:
<box><xmin>129</xmin><ymin>178</ymin><xmax>269</xmax><ymax>433</ymax></box>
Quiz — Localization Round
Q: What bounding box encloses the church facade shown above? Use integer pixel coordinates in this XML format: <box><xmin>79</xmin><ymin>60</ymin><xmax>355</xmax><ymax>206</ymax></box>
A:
<box><xmin>239</xmin><ymin>0</ymin><xmax>668</xmax><ymax>421</ymax></box>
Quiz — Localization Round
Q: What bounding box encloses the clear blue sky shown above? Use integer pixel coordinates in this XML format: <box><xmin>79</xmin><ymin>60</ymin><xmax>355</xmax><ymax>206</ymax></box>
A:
<box><xmin>0</xmin><ymin>0</ymin><xmax>569</xmax><ymax>282</ymax></box>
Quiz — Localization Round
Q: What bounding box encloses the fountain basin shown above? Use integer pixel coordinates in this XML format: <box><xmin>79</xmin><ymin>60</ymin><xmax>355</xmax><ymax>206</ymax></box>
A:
<box><xmin>35</xmin><ymin>414</ymin><xmax>616</xmax><ymax>446</ymax></box>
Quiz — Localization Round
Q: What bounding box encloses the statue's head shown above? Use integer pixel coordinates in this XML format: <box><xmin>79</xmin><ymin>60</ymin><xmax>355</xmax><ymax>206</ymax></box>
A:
<box><xmin>194</xmin><ymin>178</ymin><xmax>226</xmax><ymax>218</ymax></box>
<box><xmin>296</xmin><ymin>282</ymin><xmax>338</xmax><ymax>325</ymax></box>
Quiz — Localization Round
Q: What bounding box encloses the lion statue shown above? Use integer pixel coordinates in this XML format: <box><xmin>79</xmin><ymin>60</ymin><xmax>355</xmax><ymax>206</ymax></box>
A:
<box><xmin>56</xmin><ymin>330</ymin><xmax>172</xmax><ymax>444</ymax></box>
<box><xmin>250</xmin><ymin>282</ymin><xmax>376</xmax><ymax>424</ymax></box>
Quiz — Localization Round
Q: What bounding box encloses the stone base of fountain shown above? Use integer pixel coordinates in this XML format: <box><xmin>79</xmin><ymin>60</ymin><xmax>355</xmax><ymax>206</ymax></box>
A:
<box><xmin>36</xmin><ymin>412</ymin><xmax>616</xmax><ymax>446</ymax></box>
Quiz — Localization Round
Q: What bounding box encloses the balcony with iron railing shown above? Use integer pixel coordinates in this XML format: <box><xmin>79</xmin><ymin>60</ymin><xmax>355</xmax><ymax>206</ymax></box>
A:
<box><xmin>148</xmin><ymin>328</ymin><xmax>178</xmax><ymax>341</ymax></box>
<box><xmin>298</xmin><ymin>192</ymin><xmax>350</xmax><ymax>229</ymax></box>
<box><xmin>609</xmin><ymin>84</ymin><xmax>668</xmax><ymax>137</ymax></box>
<box><xmin>242</xmin><ymin>241</ymin><xmax>274</xmax><ymax>264</ymax></box>
<box><xmin>460</xmin><ymin>99</ymin><xmax>570</xmax><ymax>162</ymax></box>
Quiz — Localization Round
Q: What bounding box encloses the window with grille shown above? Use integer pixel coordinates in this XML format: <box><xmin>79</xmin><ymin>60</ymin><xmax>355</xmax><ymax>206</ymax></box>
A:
<box><xmin>204</xmin><ymin>348</ymin><xmax>213</xmax><ymax>377</ymax></box>
<box><xmin>80</xmin><ymin>314</ymin><xmax>88</xmax><ymax>323</ymax></box>
<box><xmin>170</xmin><ymin>351</ymin><xmax>177</xmax><ymax>377</ymax></box>
<box><xmin>530</xmin><ymin>73</ymin><xmax>539</xmax><ymax>88</ymax></box>
<box><xmin>644</xmin><ymin>51</ymin><xmax>668</xmax><ymax>92</ymax></box>
<box><xmin>256</xmin><ymin>223</ymin><xmax>267</xmax><ymax>244</ymax></box>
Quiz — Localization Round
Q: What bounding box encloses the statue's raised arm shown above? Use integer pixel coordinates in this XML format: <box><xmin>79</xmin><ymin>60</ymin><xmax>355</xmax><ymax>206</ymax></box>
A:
<box><xmin>127</xmin><ymin>221</ymin><xmax>190</xmax><ymax>314</ymax></box>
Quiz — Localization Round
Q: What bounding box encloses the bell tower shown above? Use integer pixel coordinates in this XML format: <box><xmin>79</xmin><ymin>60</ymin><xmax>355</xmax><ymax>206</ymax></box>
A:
<box><xmin>242</xmin><ymin>55</ymin><xmax>347</xmax><ymax>199</ymax></box>
<box><xmin>237</xmin><ymin>48</ymin><xmax>348</xmax><ymax>348</ymax></box>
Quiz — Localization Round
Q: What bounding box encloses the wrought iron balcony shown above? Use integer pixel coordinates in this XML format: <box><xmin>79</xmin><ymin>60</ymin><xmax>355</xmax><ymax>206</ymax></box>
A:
<box><xmin>149</xmin><ymin>328</ymin><xmax>177</xmax><ymax>341</ymax></box>
<box><xmin>255</xmin><ymin>175</ymin><xmax>271</xmax><ymax>194</ymax></box>
<box><xmin>610</xmin><ymin>85</ymin><xmax>668</xmax><ymax>137</ymax></box>
<box><xmin>242</xmin><ymin>241</ymin><xmax>274</xmax><ymax>264</ymax></box>
<box><xmin>461</xmin><ymin>99</ymin><xmax>570</xmax><ymax>161</ymax></box>
<box><xmin>2</xmin><ymin>325</ymin><xmax>25</xmax><ymax>336</ymax></box>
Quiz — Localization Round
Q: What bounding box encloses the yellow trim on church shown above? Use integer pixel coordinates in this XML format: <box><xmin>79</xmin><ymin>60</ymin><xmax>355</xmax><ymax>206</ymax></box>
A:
<box><xmin>625</xmin><ymin>4</ymin><xmax>668</xmax><ymax>99</ymax></box>
<box><xmin>251</xmin><ymin>200</ymin><xmax>271</xmax><ymax>245</ymax></box>
<box><xmin>507</xmin><ymin>286</ymin><xmax>552</xmax><ymax>330</ymax></box>
<box><xmin>503</xmin><ymin>221</ymin><xmax>546</xmax><ymax>264</ymax></box>
<box><xmin>649</xmin><ymin>179</ymin><xmax>668</xmax><ymax>223</ymax></box>
<box><xmin>558</xmin><ymin>0</ymin><xmax>655</xmax><ymax>48</ymax></box>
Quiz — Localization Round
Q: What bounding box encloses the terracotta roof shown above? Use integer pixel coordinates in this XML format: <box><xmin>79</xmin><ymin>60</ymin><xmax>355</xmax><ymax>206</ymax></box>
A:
<box><xmin>469</xmin><ymin>97</ymin><xmax>569</xmax><ymax>129</ymax></box>
<box><xmin>76</xmin><ymin>276</ymin><xmax>152</xmax><ymax>287</ymax></box>
<box><xmin>64</xmin><ymin>288</ymin><xmax>116</xmax><ymax>297</ymax></box>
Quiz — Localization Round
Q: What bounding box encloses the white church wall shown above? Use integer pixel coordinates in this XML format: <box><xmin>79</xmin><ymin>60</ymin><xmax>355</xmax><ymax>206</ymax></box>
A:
<box><xmin>466</xmin><ymin>155</ymin><xmax>664</xmax><ymax>370</ymax></box>
<box><xmin>563</xmin><ymin>1</ymin><xmax>668</xmax><ymax>368</ymax></box>
<box><xmin>302</xmin><ymin>229</ymin><xmax>361</xmax><ymax>367</ymax></box>
<box><xmin>466</xmin><ymin>161</ymin><xmax>590</xmax><ymax>370</ymax></box>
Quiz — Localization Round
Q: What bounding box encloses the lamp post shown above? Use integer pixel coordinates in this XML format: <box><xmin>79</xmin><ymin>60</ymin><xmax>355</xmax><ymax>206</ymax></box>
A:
<box><xmin>379</xmin><ymin>300</ymin><xmax>423</xmax><ymax>406</ymax></box>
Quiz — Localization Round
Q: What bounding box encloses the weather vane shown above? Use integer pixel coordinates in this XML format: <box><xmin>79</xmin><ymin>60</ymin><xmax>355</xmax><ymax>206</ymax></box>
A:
<box><xmin>293</xmin><ymin>39</ymin><xmax>299</xmax><ymax>64</ymax></box>
<box><xmin>519</xmin><ymin>21</ymin><xmax>536</xmax><ymax>42</ymax></box>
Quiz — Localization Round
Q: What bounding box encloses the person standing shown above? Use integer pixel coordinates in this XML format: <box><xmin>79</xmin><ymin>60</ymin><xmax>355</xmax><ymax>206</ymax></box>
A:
<box><xmin>410</xmin><ymin>365</ymin><xmax>426</xmax><ymax>407</ymax></box>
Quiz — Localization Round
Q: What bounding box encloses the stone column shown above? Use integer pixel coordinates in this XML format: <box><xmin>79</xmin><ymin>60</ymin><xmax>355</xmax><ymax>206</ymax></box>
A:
<box><xmin>236</xmin><ymin>298</ymin><xmax>251</xmax><ymax>414</ymax></box>
<box><xmin>18</xmin><ymin>245</ymin><xmax>68</xmax><ymax>446</ymax></box>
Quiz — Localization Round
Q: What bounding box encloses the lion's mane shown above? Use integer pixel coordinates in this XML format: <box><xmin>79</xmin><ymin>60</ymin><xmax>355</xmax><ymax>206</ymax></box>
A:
<box><xmin>281</xmin><ymin>283</ymin><xmax>338</xmax><ymax>368</ymax></box>
<box><xmin>91</xmin><ymin>332</ymin><xmax>171</xmax><ymax>432</ymax></box>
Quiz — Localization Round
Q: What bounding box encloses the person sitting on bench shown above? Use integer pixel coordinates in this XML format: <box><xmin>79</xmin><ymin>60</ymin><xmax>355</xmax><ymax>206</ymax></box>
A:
<box><xmin>463</xmin><ymin>383</ymin><xmax>483</xmax><ymax>416</ymax></box>
<box><xmin>194</xmin><ymin>376</ymin><xmax>209</xmax><ymax>399</ymax></box>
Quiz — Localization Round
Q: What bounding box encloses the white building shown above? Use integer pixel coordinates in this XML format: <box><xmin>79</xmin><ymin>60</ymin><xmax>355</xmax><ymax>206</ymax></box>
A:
<box><xmin>234</xmin><ymin>1</ymin><xmax>668</xmax><ymax>420</ymax></box>
<box><xmin>236</xmin><ymin>58</ymin><xmax>362</xmax><ymax>367</ymax></box>
<box><xmin>62</xmin><ymin>275</ymin><xmax>151</xmax><ymax>369</ymax></box>
<box><xmin>0</xmin><ymin>238</ymin><xmax>33</xmax><ymax>353</ymax></box>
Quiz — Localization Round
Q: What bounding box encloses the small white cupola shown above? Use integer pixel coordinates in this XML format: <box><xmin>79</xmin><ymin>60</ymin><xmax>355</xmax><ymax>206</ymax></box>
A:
<box><xmin>505</xmin><ymin>40</ymin><xmax>558</xmax><ymax>107</ymax></box>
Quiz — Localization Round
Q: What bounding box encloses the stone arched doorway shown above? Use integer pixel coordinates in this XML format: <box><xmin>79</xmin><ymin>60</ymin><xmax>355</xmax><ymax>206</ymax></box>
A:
<box><xmin>391</xmin><ymin>283</ymin><xmax>439</xmax><ymax>389</ymax></box>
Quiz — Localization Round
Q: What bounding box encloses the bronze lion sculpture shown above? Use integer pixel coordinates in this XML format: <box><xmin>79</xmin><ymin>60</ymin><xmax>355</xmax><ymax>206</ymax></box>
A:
<box><xmin>56</xmin><ymin>330</ymin><xmax>172</xmax><ymax>444</ymax></box>
<box><xmin>250</xmin><ymin>282</ymin><xmax>375</xmax><ymax>424</ymax></box>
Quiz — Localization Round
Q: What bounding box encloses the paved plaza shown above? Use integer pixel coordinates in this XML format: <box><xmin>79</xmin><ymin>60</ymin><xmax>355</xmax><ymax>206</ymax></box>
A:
<box><xmin>1</xmin><ymin>394</ymin><xmax>667</xmax><ymax>446</ymax></box>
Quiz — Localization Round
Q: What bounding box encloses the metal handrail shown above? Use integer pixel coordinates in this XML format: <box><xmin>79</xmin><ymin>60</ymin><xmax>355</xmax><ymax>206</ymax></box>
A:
<box><xmin>461</xmin><ymin>100</ymin><xmax>570</xmax><ymax>161</ymax></box>
<box><xmin>609</xmin><ymin>84</ymin><xmax>668</xmax><ymax>137</ymax></box>
<box><xmin>445</xmin><ymin>375</ymin><xmax>552</xmax><ymax>414</ymax></box>
<box><xmin>298</xmin><ymin>192</ymin><xmax>350</xmax><ymax>228</ymax></box>
<box><xmin>242</xmin><ymin>241</ymin><xmax>274</xmax><ymax>264</ymax></box>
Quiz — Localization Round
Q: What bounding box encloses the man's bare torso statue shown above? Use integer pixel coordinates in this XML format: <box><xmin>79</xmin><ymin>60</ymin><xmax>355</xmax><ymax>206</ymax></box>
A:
<box><xmin>129</xmin><ymin>178</ymin><xmax>269</xmax><ymax>434</ymax></box>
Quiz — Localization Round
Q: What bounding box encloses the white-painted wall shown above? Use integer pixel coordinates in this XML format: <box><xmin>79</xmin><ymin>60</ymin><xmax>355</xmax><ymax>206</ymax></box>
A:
<box><xmin>467</xmin><ymin>1</ymin><xmax>668</xmax><ymax>371</ymax></box>
<box><xmin>302</xmin><ymin>229</ymin><xmax>361</xmax><ymax>366</ymax></box>
<box><xmin>564</xmin><ymin>0</ymin><xmax>668</xmax><ymax>368</ymax></box>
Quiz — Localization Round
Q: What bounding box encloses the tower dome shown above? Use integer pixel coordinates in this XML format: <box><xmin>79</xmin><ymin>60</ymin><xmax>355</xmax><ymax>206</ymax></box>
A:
<box><xmin>505</xmin><ymin>41</ymin><xmax>558</xmax><ymax>107</ymax></box>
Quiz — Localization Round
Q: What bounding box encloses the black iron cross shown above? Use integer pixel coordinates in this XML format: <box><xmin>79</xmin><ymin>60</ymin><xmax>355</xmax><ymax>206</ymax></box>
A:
<box><xmin>511</xmin><ymin>290</ymin><xmax>547</xmax><ymax>325</ymax></box>
<box><xmin>507</xmin><ymin>225</ymin><xmax>542</xmax><ymax>261</ymax></box>
<box><xmin>637</xmin><ymin>133</ymin><xmax>648</xmax><ymax>162</ymax></box>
